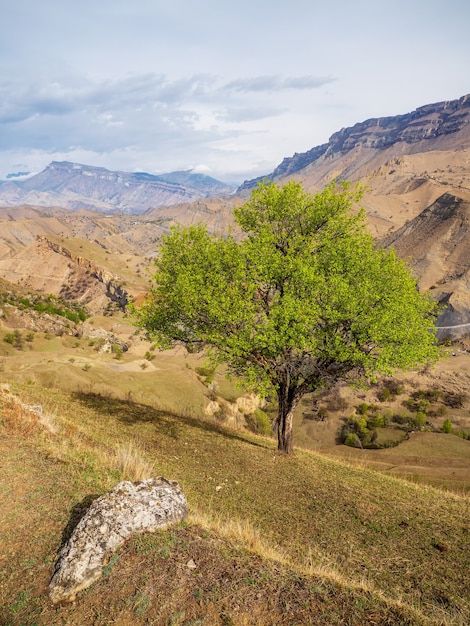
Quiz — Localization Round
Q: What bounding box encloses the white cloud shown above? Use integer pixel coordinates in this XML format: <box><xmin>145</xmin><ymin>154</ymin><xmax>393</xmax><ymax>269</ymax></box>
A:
<box><xmin>0</xmin><ymin>1</ymin><xmax>469</xmax><ymax>183</ymax></box>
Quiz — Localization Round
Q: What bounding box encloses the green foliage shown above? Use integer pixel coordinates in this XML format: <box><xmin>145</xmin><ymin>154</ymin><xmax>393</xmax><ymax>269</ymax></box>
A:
<box><xmin>442</xmin><ymin>418</ymin><xmax>453</xmax><ymax>434</ymax></box>
<box><xmin>134</xmin><ymin>181</ymin><xmax>438</xmax><ymax>453</ymax></box>
<box><xmin>356</xmin><ymin>402</ymin><xmax>369</xmax><ymax>415</ymax></box>
<box><xmin>3</xmin><ymin>329</ymin><xmax>24</xmax><ymax>350</ymax></box>
<box><xmin>195</xmin><ymin>364</ymin><xmax>216</xmax><ymax>384</ymax></box>
<box><xmin>377</xmin><ymin>380</ymin><xmax>405</xmax><ymax>402</ymax></box>
<box><xmin>245</xmin><ymin>408</ymin><xmax>272</xmax><ymax>435</ymax></box>
<box><xmin>0</xmin><ymin>290</ymin><xmax>87</xmax><ymax>323</ymax></box>
<box><xmin>344</xmin><ymin>433</ymin><xmax>361</xmax><ymax>448</ymax></box>
<box><xmin>377</xmin><ymin>387</ymin><xmax>391</xmax><ymax>402</ymax></box>
<box><xmin>112</xmin><ymin>344</ymin><xmax>123</xmax><ymax>360</ymax></box>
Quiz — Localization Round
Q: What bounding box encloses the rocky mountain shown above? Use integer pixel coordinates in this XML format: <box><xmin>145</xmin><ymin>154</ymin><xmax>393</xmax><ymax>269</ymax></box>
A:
<box><xmin>0</xmin><ymin>161</ymin><xmax>235</xmax><ymax>214</ymax></box>
<box><xmin>0</xmin><ymin>96</ymin><xmax>470</xmax><ymax>334</ymax></box>
<box><xmin>240</xmin><ymin>94</ymin><xmax>470</xmax><ymax>192</ymax></box>
<box><xmin>382</xmin><ymin>193</ymin><xmax>470</xmax><ymax>339</ymax></box>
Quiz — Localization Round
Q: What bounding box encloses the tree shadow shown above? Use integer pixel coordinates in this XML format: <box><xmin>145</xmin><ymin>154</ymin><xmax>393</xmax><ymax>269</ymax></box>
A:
<box><xmin>71</xmin><ymin>389</ymin><xmax>270</xmax><ymax>449</ymax></box>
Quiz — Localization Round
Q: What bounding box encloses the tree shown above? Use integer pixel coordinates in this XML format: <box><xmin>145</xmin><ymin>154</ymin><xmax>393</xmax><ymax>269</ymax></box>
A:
<box><xmin>442</xmin><ymin>418</ymin><xmax>453</xmax><ymax>433</ymax></box>
<box><xmin>134</xmin><ymin>181</ymin><xmax>438</xmax><ymax>454</ymax></box>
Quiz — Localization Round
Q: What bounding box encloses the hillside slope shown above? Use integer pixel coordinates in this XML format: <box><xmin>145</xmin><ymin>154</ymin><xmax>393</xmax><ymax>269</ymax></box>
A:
<box><xmin>1</xmin><ymin>381</ymin><xmax>469</xmax><ymax>624</ymax></box>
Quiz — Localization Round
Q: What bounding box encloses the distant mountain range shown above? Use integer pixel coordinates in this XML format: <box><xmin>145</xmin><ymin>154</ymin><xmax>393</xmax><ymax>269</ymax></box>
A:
<box><xmin>0</xmin><ymin>95</ymin><xmax>470</xmax><ymax>335</ymax></box>
<box><xmin>0</xmin><ymin>161</ymin><xmax>236</xmax><ymax>214</ymax></box>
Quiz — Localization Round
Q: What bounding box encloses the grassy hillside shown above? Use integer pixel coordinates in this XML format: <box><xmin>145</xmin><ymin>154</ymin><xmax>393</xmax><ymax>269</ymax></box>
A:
<box><xmin>1</xmin><ymin>377</ymin><xmax>469</xmax><ymax>625</ymax></box>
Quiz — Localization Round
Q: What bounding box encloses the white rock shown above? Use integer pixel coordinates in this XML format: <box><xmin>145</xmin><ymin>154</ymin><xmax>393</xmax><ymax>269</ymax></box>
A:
<box><xmin>49</xmin><ymin>477</ymin><xmax>187</xmax><ymax>604</ymax></box>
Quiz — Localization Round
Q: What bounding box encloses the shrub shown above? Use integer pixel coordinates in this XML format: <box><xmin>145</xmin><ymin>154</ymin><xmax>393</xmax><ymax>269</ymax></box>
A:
<box><xmin>316</xmin><ymin>406</ymin><xmax>329</xmax><ymax>421</ymax></box>
<box><xmin>367</xmin><ymin>413</ymin><xmax>388</xmax><ymax>429</ymax></box>
<box><xmin>378</xmin><ymin>380</ymin><xmax>405</xmax><ymax>402</ymax></box>
<box><xmin>413</xmin><ymin>412</ymin><xmax>426</xmax><ymax>429</ymax></box>
<box><xmin>344</xmin><ymin>433</ymin><xmax>361</xmax><ymax>448</ymax></box>
<box><xmin>377</xmin><ymin>388</ymin><xmax>391</xmax><ymax>402</ymax></box>
<box><xmin>195</xmin><ymin>365</ymin><xmax>216</xmax><ymax>385</ymax></box>
<box><xmin>3</xmin><ymin>329</ymin><xmax>24</xmax><ymax>350</ymax></box>
<box><xmin>443</xmin><ymin>392</ymin><xmax>468</xmax><ymax>409</ymax></box>
<box><xmin>356</xmin><ymin>402</ymin><xmax>369</xmax><ymax>415</ymax></box>
<box><xmin>112</xmin><ymin>344</ymin><xmax>123</xmax><ymax>360</ymax></box>
<box><xmin>442</xmin><ymin>418</ymin><xmax>453</xmax><ymax>434</ymax></box>
<box><xmin>245</xmin><ymin>408</ymin><xmax>272</xmax><ymax>435</ymax></box>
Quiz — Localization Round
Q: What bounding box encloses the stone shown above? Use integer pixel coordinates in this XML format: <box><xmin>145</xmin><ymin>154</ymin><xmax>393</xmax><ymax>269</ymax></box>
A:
<box><xmin>49</xmin><ymin>477</ymin><xmax>187</xmax><ymax>604</ymax></box>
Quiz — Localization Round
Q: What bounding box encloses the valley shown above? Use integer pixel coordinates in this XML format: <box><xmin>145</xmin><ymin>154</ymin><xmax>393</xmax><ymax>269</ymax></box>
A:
<box><xmin>1</xmin><ymin>95</ymin><xmax>470</xmax><ymax>625</ymax></box>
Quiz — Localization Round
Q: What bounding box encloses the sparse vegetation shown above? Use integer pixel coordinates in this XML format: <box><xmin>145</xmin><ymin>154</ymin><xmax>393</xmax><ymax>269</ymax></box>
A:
<box><xmin>0</xmin><ymin>381</ymin><xmax>469</xmax><ymax>625</ymax></box>
<box><xmin>135</xmin><ymin>181</ymin><xmax>438</xmax><ymax>454</ymax></box>
<box><xmin>442</xmin><ymin>418</ymin><xmax>453</xmax><ymax>433</ymax></box>
<box><xmin>0</xmin><ymin>290</ymin><xmax>88</xmax><ymax>324</ymax></box>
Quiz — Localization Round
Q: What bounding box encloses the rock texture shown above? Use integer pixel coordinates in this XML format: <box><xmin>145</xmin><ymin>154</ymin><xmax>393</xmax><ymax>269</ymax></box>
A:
<box><xmin>49</xmin><ymin>478</ymin><xmax>188</xmax><ymax>604</ymax></box>
<box><xmin>0</xmin><ymin>161</ymin><xmax>235</xmax><ymax>214</ymax></box>
<box><xmin>382</xmin><ymin>193</ymin><xmax>470</xmax><ymax>338</ymax></box>
<box><xmin>240</xmin><ymin>94</ymin><xmax>470</xmax><ymax>190</ymax></box>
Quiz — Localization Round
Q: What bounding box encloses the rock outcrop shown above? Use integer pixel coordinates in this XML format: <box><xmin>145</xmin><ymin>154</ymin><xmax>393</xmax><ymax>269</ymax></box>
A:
<box><xmin>382</xmin><ymin>193</ymin><xmax>470</xmax><ymax>338</ymax></box>
<box><xmin>49</xmin><ymin>478</ymin><xmax>188</xmax><ymax>604</ymax></box>
<box><xmin>37</xmin><ymin>236</ymin><xmax>129</xmax><ymax>310</ymax></box>
<box><xmin>239</xmin><ymin>94</ymin><xmax>470</xmax><ymax>190</ymax></box>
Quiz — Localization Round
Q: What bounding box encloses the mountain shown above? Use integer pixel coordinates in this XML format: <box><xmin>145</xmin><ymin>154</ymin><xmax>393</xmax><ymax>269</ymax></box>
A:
<box><xmin>0</xmin><ymin>96</ymin><xmax>470</xmax><ymax>332</ymax></box>
<box><xmin>382</xmin><ymin>192</ymin><xmax>470</xmax><ymax>338</ymax></box>
<box><xmin>0</xmin><ymin>161</ymin><xmax>235</xmax><ymax>214</ymax></box>
<box><xmin>240</xmin><ymin>94</ymin><xmax>470</xmax><ymax>192</ymax></box>
<box><xmin>237</xmin><ymin>95</ymin><xmax>470</xmax><ymax>336</ymax></box>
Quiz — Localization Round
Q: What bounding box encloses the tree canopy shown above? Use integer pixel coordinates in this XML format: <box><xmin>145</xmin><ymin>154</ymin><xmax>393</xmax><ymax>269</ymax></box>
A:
<box><xmin>135</xmin><ymin>181</ymin><xmax>438</xmax><ymax>453</ymax></box>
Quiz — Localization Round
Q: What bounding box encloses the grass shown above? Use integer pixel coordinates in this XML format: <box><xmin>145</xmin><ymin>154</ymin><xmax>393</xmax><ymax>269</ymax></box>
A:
<box><xmin>1</xmin><ymin>381</ymin><xmax>469</xmax><ymax>624</ymax></box>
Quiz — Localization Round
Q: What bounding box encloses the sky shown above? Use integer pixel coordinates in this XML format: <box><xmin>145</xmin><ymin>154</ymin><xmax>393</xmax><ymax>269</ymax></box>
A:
<box><xmin>1</xmin><ymin>1</ymin><xmax>469</xmax><ymax>184</ymax></box>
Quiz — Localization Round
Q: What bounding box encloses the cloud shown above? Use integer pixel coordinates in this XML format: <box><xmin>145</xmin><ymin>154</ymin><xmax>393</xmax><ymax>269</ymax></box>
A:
<box><xmin>1</xmin><ymin>71</ymin><xmax>321</xmax><ymax>160</ymax></box>
<box><xmin>222</xmin><ymin>75</ymin><xmax>336</xmax><ymax>93</ymax></box>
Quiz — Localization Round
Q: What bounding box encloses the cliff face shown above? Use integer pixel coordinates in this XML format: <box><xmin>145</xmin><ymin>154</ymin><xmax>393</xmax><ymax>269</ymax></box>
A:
<box><xmin>36</xmin><ymin>237</ymin><xmax>129</xmax><ymax>310</ymax></box>
<box><xmin>382</xmin><ymin>193</ymin><xmax>470</xmax><ymax>339</ymax></box>
<box><xmin>240</xmin><ymin>94</ymin><xmax>470</xmax><ymax>189</ymax></box>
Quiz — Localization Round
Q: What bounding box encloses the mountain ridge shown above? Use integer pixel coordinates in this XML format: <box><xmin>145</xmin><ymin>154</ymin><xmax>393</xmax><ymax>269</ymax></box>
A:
<box><xmin>0</xmin><ymin>161</ymin><xmax>235</xmax><ymax>214</ymax></box>
<box><xmin>239</xmin><ymin>94</ymin><xmax>470</xmax><ymax>190</ymax></box>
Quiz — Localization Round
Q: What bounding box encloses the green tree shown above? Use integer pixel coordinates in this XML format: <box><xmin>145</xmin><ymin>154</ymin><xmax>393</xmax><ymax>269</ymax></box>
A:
<box><xmin>134</xmin><ymin>181</ymin><xmax>438</xmax><ymax>454</ymax></box>
<box><xmin>442</xmin><ymin>418</ymin><xmax>453</xmax><ymax>433</ymax></box>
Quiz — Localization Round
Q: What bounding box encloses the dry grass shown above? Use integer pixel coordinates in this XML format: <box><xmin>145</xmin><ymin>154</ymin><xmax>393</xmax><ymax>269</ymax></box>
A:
<box><xmin>113</xmin><ymin>440</ymin><xmax>156</xmax><ymax>481</ymax></box>
<box><xmin>1</xmin><ymin>379</ymin><xmax>469</xmax><ymax>625</ymax></box>
<box><xmin>0</xmin><ymin>385</ymin><xmax>43</xmax><ymax>437</ymax></box>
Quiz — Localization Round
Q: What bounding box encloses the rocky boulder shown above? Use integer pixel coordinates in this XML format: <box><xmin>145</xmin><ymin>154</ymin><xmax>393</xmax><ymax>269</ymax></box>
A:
<box><xmin>49</xmin><ymin>478</ymin><xmax>187</xmax><ymax>604</ymax></box>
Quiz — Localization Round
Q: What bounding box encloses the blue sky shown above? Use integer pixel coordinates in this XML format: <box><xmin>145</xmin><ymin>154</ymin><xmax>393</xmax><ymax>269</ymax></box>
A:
<box><xmin>1</xmin><ymin>0</ymin><xmax>469</xmax><ymax>183</ymax></box>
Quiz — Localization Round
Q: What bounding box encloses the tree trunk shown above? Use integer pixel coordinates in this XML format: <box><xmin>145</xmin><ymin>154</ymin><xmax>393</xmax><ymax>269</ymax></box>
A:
<box><xmin>276</xmin><ymin>383</ymin><xmax>299</xmax><ymax>454</ymax></box>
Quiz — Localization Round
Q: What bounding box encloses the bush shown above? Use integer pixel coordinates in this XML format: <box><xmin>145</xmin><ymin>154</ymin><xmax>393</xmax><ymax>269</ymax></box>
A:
<box><xmin>443</xmin><ymin>392</ymin><xmax>468</xmax><ymax>409</ymax></box>
<box><xmin>195</xmin><ymin>365</ymin><xmax>216</xmax><ymax>384</ymax></box>
<box><xmin>367</xmin><ymin>413</ymin><xmax>388</xmax><ymax>429</ymax></box>
<box><xmin>317</xmin><ymin>406</ymin><xmax>329</xmax><ymax>421</ymax></box>
<box><xmin>442</xmin><ymin>418</ymin><xmax>453</xmax><ymax>434</ymax></box>
<box><xmin>377</xmin><ymin>388</ymin><xmax>391</xmax><ymax>402</ymax></box>
<box><xmin>245</xmin><ymin>408</ymin><xmax>272</xmax><ymax>435</ymax></box>
<box><xmin>356</xmin><ymin>402</ymin><xmax>369</xmax><ymax>415</ymax></box>
<box><xmin>344</xmin><ymin>433</ymin><xmax>361</xmax><ymax>448</ymax></box>
<box><xmin>3</xmin><ymin>329</ymin><xmax>24</xmax><ymax>350</ymax></box>
<box><xmin>378</xmin><ymin>380</ymin><xmax>405</xmax><ymax>402</ymax></box>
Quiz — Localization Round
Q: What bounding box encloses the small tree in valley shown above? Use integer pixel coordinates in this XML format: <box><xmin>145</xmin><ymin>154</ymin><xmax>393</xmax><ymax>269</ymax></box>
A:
<box><xmin>135</xmin><ymin>181</ymin><xmax>438</xmax><ymax>454</ymax></box>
